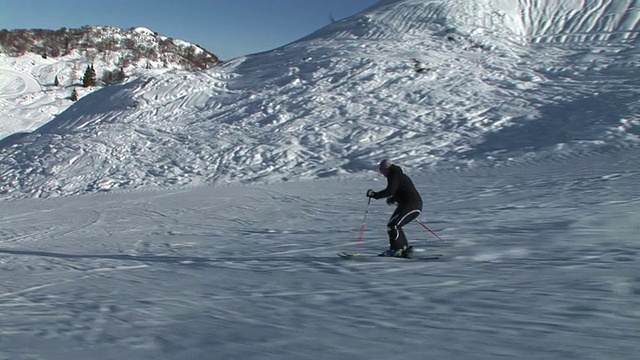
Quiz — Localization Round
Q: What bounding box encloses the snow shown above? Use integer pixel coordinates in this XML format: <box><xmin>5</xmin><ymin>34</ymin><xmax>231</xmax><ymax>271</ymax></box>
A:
<box><xmin>132</xmin><ymin>27</ymin><xmax>156</xmax><ymax>35</ymax></box>
<box><xmin>0</xmin><ymin>0</ymin><xmax>639</xmax><ymax>358</ymax></box>
<box><xmin>1</xmin><ymin>151</ymin><xmax>638</xmax><ymax>359</ymax></box>
<box><xmin>1</xmin><ymin>0</ymin><xmax>638</xmax><ymax>198</ymax></box>
<box><xmin>0</xmin><ymin>28</ymin><xmax>215</xmax><ymax>141</ymax></box>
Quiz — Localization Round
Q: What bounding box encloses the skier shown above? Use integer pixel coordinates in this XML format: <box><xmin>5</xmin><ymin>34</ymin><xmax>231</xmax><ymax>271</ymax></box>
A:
<box><xmin>366</xmin><ymin>159</ymin><xmax>423</xmax><ymax>257</ymax></box>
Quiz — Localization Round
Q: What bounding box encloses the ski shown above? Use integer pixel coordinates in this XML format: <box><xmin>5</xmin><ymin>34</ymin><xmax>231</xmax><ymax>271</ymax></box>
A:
<box><xmin>337</xmin><ymin>252</ymin><xmax>441</xmax><ymax>260</ymax></box>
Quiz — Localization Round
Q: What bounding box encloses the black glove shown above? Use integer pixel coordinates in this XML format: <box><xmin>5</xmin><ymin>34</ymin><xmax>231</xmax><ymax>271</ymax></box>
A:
<box><xmin>366</xmin><ymin>189</ymin><xmax>376</xmax><ymax>198</ymax></box>
<box><xmin>386</xmin><ymin>197</ymin><xmax>397</xmax><ymax>206</ymax></box>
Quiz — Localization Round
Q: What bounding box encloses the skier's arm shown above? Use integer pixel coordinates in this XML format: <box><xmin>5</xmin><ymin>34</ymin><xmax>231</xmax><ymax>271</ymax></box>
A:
<box><xmin>373</xmin><ymin>173</ymin><xmax>399</xmax><ymax>199</ymax></box>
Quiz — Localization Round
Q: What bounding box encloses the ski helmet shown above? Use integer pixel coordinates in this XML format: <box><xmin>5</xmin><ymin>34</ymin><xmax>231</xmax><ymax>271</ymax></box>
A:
<box><xmin>378</xmin><ymin>159</ymin><xmax>393</xmax><ymax>173</ymax></box>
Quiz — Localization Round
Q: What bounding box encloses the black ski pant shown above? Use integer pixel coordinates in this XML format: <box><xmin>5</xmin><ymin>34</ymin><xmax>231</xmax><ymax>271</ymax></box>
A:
<box><xmin>387</xmin><ymin>204</ymin><xmax>422</xmax><ymax>250</ymax></box>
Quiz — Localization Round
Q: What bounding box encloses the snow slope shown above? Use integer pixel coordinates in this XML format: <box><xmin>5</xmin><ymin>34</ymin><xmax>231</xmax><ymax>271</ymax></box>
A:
<box><xmin>1</xmin><ymin>1</ymin><xmax>639</xmax><ymax>359</ymax></box>
<box><xmin>0</xmin><ymin>63</ymin><xmax>48</xmax><ymax>137</ymax></box>
<box><xmin>0</xmin><ymin>0</ymin><xmax>639</xmax><ymax>199</ymax></box>
<box><xmin>0</xmin><ymin>26</ymin><xmax>218</xmax><ymax>141</ymax></box>
<box><xmin>0</xmin><ymin>147</ymin><xmax>638</xmax><ymax>360</ymax></box>
<box><xmin>312</xmin><ymin>0</ymin><xmax>639</xmax><ymax>42</ymax></box>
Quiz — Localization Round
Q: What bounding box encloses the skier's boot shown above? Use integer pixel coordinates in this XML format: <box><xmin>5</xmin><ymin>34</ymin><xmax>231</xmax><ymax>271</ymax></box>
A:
<box><xmin>378</xmin><ymin>248</ymin><xmax>402</xmax><ymax>257</ymax></box>
<box><xmin>378</xmin><ymin>246</ymin><xmax>411</xmax><ymax>257</ymax></box>
<box><xmin>401</xmin><ymin>245</ymin><xmax>414</xmax><ymax>258</ymax></box>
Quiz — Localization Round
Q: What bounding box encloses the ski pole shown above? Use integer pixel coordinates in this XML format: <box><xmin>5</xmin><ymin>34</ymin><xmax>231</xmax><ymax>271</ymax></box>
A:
<box><xmin>416</xmin><ymin>219</ymin><xmax>446</xmax><ymax>241</ymax></box>
<box><xmin>355</xmin><ymin>197</ymin><xmax>371</xmax><ymax>251</ymax></box>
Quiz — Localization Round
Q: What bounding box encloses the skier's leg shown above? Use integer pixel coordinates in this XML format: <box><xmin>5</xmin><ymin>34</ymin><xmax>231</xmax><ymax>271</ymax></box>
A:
<box><xmin>396</xmin><ymin>226</ymin><xmax>408</xmax><ymax>248</ymax></box>
<box><xmin>389</xmin><ymin>208</ymin><xmax>421</xmax><ymax>249</ymax></box>
<box><xmin>386</xmin><ymin>208</ymin><xmax>402</xmax><ymax>250</ymax></box>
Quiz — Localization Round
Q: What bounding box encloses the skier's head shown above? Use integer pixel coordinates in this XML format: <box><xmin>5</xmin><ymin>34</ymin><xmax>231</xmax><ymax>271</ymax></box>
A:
<box><xmin>378</xmin><ymin>159</ymin><xmax>393</xmax><ymax>176</ymax></box>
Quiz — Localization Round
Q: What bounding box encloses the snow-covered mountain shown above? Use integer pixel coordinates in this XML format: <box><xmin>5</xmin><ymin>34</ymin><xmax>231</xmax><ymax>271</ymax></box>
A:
<box><xmin>0</xmin><ymin>26</ymin><xmax>218</xmax><ymax>70</ymax></box>
<box><xmin>0</xmin><ymin>26</ymin><xmax>219</xmax><ymax>140</ymax></box>
<box><xmin>1</xmin><ymin>0</ymin><xmax>639</xmax><ymax>199</ymax></box>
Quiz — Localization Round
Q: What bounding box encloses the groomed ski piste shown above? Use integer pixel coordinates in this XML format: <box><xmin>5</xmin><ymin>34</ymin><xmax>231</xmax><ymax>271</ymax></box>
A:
<box><xmin>1</xmin><ymin>150</ymin><xmax>638</xmax><ymax>360</ymax></box>
<box><xmin>1</xmin><ymin>1</ymin><xmax>639</xmax><ymax>359</ymax></box>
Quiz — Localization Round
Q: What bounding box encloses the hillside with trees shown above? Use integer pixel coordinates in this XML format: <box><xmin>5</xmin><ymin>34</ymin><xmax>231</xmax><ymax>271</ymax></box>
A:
<box><xmin>0</xmin><ymin>26</ymin><xmax>219</xmax><ymax>71</ymax></box>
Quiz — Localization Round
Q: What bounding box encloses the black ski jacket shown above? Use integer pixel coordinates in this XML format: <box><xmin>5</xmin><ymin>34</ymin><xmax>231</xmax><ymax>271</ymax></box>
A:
<box><xmin>373</xmin><ymin>164</ymin><xmax>423</xmax><ymax>209</ymax></box>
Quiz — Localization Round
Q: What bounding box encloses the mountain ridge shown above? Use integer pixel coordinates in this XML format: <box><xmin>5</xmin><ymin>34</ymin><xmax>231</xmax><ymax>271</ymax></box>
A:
<box><xmin>301</xmin><ymin>0</ymin><xmax>639</xmax><ymax>43</ymax></box>
<box><xmin>0</xmin><ymin>26</ymin><xmax>219</xmax><ymax>70</ymax></box>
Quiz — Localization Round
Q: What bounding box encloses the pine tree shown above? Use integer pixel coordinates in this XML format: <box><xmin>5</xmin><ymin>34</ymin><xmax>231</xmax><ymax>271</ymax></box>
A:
<box><xmin>102</xmin><ymin>68</ymin><xmax>126</xmax><ymax>86</ymax></box>
<box><xmin>114</xmin><ymin>68</ymin><xmax>126</xmax><ymax>82</ymax></box>
<box><xmin>70</xmin><ymin>89</ymin><xmax>79</xmax><ymax>101</ymax></box>
<box><xmin>81</xmin><ymin>65</ymin><xmax>97</xmax><ymax>87</ymax></box>
<box><xmin>54</xmin><ymin>75</ymin><xmax>60</xmax><ymax>86</ymax></box>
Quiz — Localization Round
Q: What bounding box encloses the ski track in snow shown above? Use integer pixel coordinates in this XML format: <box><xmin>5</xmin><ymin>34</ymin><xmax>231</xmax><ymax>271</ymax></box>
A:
<box><xmin>0</xmin><ymin>150</ymin><xmax>639</xmax><ymax>360</ymax></box>
<box><xmin>0</xmin><ymin>66</ymin><xmax>65</xmax><ymax>139</ymax></box>
<box><xmin>0</xmin><ymin>68</ymin><xmax>42</xmax><ymax>97</ymax></box>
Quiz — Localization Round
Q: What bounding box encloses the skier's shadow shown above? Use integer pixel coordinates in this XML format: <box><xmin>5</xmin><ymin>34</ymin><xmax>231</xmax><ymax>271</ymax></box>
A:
<box><xmin>0</xmin><ymin>248</ymin><xmax>331</xmax><ymax>266</ymax></box>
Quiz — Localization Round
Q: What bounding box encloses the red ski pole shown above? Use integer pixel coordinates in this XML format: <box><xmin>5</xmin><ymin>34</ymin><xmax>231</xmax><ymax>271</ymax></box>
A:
<box><xmin>355</xmin><ymin>198</ymin><xmax>371</xmax><ymax>251</ymax></box>
<box><xmin>416</xmin><ymin>219</ymin><xmax>446</xmax><ymax>241</ymax></box>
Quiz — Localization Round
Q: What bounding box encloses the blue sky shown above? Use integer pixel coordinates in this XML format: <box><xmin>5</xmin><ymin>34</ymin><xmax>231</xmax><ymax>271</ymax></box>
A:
<box><xmin>0</xmin><ymin>0</ymin><xmax>381</xmax><ymax>60</ymax></box>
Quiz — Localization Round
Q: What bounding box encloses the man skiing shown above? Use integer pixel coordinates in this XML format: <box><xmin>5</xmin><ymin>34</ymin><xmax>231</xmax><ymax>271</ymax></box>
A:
<box><xmin>366</xmin><ymin>159</ymin><xmax>423</xmax><ymax>257</ymax></box>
